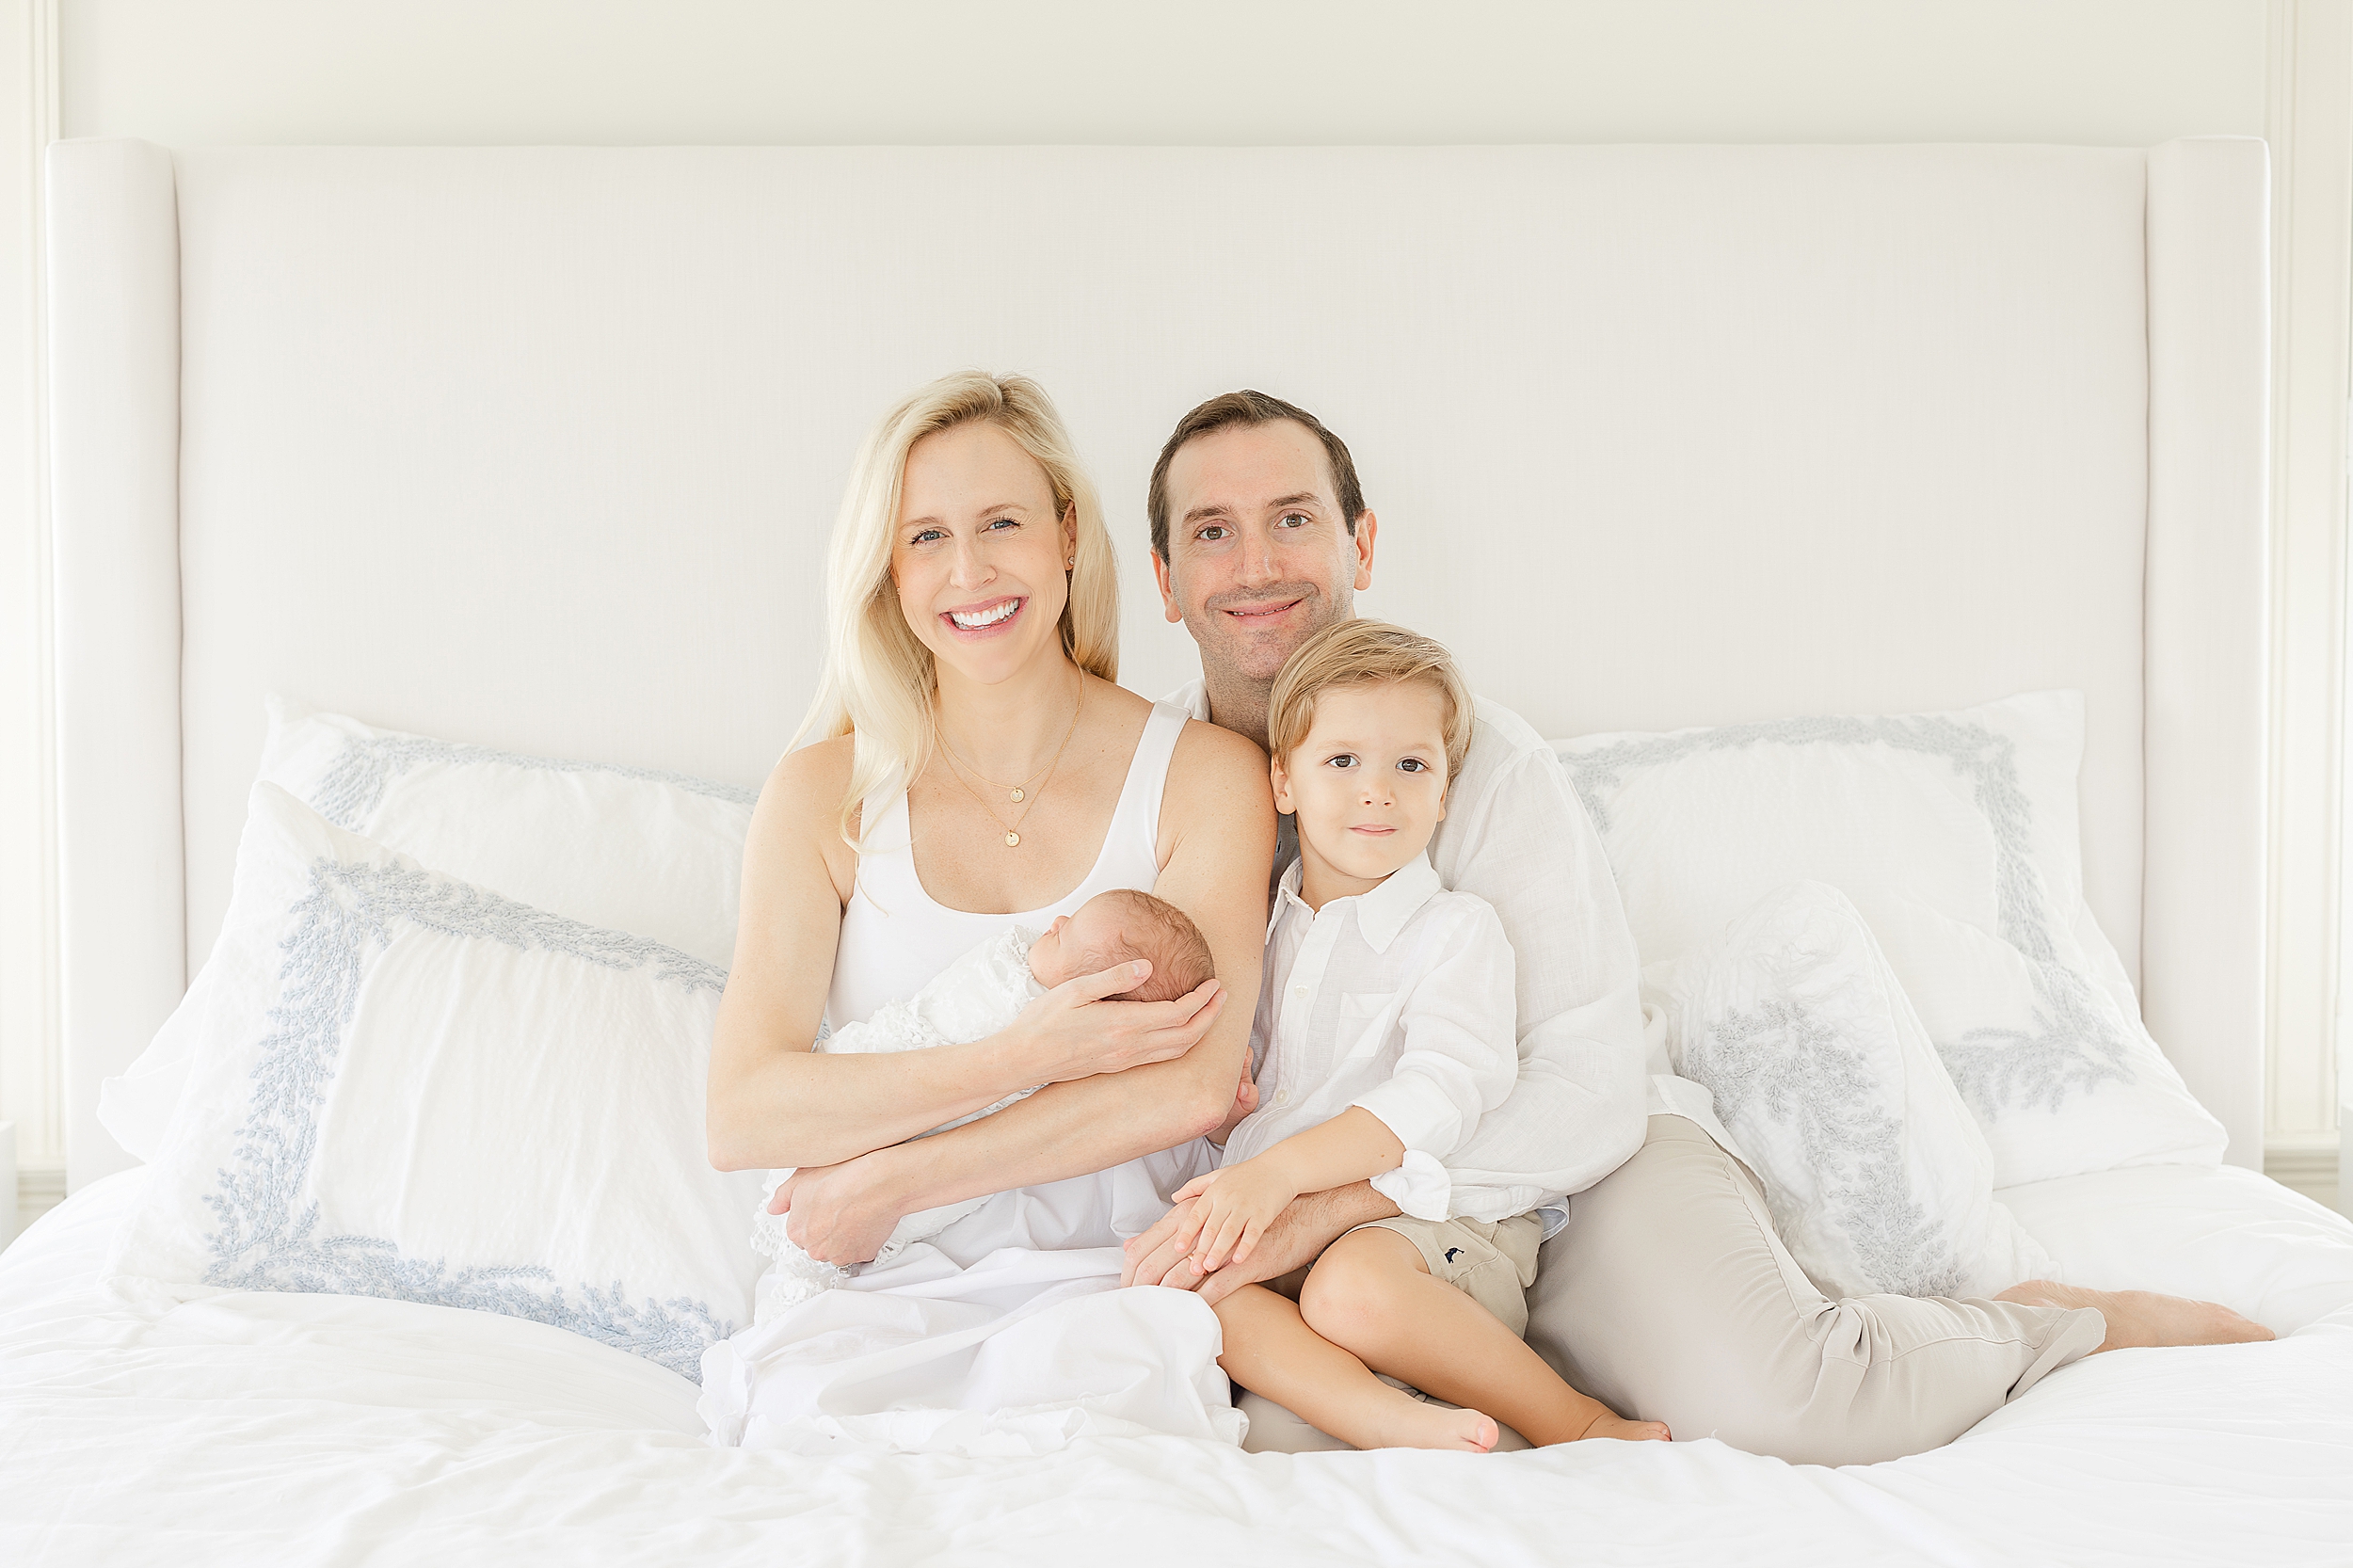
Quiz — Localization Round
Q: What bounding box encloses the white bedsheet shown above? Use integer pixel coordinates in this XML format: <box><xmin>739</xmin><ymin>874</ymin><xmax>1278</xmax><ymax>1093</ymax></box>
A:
<box><xmin>4</xmin><ymin>1165</ymin><xmax>2351</xmax><ymax>1567</ymax></box>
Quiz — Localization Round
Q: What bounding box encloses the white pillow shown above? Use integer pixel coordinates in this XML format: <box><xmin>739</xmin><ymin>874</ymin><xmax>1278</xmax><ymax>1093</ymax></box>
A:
<box><xmin>261</xmin><ymin>696</ymin><xmax>755</xmax><ymax>965</ymax></box>
<box><xmin>104</xmin><ymin>783</ymin><xmax>763</xmax><ymax>1381</ymax></box>
<box><xmin>99</xmin><ymin>698</ymin><xmax>757</xmax><ymax>1160</ymax></box>
<box><xmin>1557</xmin><ymin>691</ymin><xmax>2226</xmax><ymax>1187</ymax></box>
<box><xmin>1655</xmin><ymin>882</ymin><xmax>2057</xmax><ymax>1299</ymax></box>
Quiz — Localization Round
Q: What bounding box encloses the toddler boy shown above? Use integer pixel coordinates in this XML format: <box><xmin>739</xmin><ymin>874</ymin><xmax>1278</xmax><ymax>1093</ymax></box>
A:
<box><xmin>1173</xmin><ymin>620</ymin><xmax>1667</xmax><ymax>1450</ymax></box>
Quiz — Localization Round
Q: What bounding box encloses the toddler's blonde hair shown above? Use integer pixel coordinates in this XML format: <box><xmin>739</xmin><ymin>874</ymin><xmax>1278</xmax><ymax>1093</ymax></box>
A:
<box><xmin>1266</xmin><ymin>619</ymin><xmax>1476</xmax><ymax>785</ymax></box>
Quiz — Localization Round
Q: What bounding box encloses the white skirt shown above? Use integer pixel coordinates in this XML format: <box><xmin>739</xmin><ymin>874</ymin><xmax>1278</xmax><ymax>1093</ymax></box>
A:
<box><xmin>697</xmin><ymin>1140</ymin><xmax>1243</xmax><ymax>1455</ymax></box>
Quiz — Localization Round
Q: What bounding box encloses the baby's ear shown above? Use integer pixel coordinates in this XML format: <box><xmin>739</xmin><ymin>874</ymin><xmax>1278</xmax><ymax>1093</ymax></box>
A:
<box><xmin>1048</xmin><ymin>915</ymin><xmax>1069</xmax><ymax>936</ymax></box>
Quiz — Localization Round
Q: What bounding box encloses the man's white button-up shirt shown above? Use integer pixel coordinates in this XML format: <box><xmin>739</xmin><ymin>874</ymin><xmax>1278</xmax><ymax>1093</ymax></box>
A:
<box><xmin>1223</xmin><ymin>856</ymin><xmax>1520</xmax><ymax>1222</ymax></box>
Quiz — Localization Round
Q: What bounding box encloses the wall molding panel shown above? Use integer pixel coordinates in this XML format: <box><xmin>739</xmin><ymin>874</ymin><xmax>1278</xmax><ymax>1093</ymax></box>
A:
<box><xmin>0</xmin><ymin>0</ymin><xmax>59</xmax><ymax>1186</ymax></box>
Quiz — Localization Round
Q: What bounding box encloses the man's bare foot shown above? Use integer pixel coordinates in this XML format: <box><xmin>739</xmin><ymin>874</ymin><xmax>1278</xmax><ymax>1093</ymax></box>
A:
<box><xmin>1996</xmin><ymin>1280</ymin><xmax>2273</xmax><ymax>1352</ymax></box>
<box><xmin>1577</xmin><ymin>1414</ymin><xmax>1672</xmax><ymax>1442</ymax></box>
<box><xmin>1371</xmin><ymin>1393</ymin><xmax>1498</xmax><ymax>1452</ymax></box>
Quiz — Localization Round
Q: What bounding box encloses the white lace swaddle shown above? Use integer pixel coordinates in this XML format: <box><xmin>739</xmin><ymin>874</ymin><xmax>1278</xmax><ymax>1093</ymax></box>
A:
<box><xmin>748</xmin><ymin>924</ymin><xmax>1045</xmax><ymax>1322</ymax></box>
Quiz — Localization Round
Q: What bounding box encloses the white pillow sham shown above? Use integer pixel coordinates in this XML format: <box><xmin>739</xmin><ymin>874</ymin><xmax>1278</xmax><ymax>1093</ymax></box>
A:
<box><xmin>99</xmin><ymin>698</ymin><xmax>758</xmax><ymax>1161</ymax></box>
<box><xmin>261</xmin><ymin>696</ymin><xmax>756</xmax><ymax>965</ymax></box>
<box><xmin>1557</xmin><ymin>690</ymin><xmax>2226</xmax><ymax>1188</ymax></box>
<box><xmin>104</xmin><ymin>784</ymin><xmax>763</xmax><ymax>1381</ymax></box>
<box><xmin>1655</xmin><ymin>882</ymin><xmax>2057</xmax><ymax>1299</ymax></box>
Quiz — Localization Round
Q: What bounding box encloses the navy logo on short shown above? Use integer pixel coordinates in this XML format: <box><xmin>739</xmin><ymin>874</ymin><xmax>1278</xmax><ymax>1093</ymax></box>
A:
<box><xmin>1445</xmin><ymin>1247</ymin><xmax>1464</xmax><ymax>1263</ymax></box>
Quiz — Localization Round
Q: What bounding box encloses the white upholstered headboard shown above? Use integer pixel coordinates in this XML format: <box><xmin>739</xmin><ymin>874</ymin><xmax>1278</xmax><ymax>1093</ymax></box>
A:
<box><xmin>47</xmin><ymin>138</ymin><xmax>2269</xmax><ymax>1189</ymax></box>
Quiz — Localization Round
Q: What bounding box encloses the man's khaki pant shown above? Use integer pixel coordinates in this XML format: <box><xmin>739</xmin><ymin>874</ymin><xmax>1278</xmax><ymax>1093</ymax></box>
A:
<box><xmin>1239</xmin><ymin>1116</ymin><xmax>2105</xmax><ymax>1464</ymax></box>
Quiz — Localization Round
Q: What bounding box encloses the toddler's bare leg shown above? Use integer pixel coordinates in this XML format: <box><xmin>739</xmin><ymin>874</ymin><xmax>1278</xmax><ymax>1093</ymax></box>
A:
<box><xmin>1301</xmin><ymin>1228</ymin><xmax>1670</xmax><ymax>1445</ymax></box>
<box><xmin>1212</xmin><ymin>1283</ymin><xmax>1499</xmax><ymax>1452</ymax></box>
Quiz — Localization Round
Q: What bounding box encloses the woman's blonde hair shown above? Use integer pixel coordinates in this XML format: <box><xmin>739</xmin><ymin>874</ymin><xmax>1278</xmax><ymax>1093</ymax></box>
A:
<box><xmin>796</xmin><ymin>371</ymin><xmax>1119</xmax><ymax>847</ymax></box>
<box><xmin>1266</xmin><ymin>619</ymin><xmax>1477</xmax><ymax>785</ymax></box>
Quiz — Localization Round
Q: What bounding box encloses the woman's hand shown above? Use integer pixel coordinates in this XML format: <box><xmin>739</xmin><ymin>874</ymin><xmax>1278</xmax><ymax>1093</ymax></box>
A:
<box><xmin>1168</xmin><ymin>1157</ymin><xmax>1304</xmax><ymax>1273</ymax></box>
<box><xmin>768</xmin><ymin>1152</ymin><xmax>908</xmax><ymax>1266</ymax></box>
<box><xmin>1011</xmin><ymin>965</ymin><xmax>1225</xmax><ymax>1084</ymax></box>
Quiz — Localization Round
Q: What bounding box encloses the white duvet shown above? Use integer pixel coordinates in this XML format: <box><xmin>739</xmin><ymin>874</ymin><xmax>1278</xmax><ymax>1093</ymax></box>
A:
<box><xmin>6</xmin><ymin>1165</ymin><xmax>2353</xmax><ymax>1567</ymax></box>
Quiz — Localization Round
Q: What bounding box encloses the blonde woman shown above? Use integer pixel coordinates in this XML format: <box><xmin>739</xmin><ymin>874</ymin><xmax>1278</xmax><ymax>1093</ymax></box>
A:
<box><xmin>699</xmin><ymin>373</ymin><xmax>1274</xmax><ymax>1448</ymax></box>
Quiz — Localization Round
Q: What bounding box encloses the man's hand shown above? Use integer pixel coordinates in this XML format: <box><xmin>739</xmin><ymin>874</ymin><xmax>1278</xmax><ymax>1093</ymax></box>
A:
<box><xmin>1121</xmin><ymin>1181</ymin><xmax>1401</xmax><ymax>1306</ymax></box>
<box><xmin>767</xmin><ymin>1151</ymin><xmax>907</xmax><ymax>1265</ymax></box>
<box><xmin>1170</xmin><ymin>1157</ymin><xmax>1298</xmax><ymax>1272</ymax></box>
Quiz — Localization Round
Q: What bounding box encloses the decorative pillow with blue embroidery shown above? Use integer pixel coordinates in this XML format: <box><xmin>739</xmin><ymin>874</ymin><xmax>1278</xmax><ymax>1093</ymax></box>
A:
<box><xmin>104</xmin><ymin>783</ymin><xmax>764</xmax><ymax>1382</ymax></box>
<box><xmin>102</xmin><ymin>698</ymin><xmax>758</xmax><ymax>1165</ymax></box>
<box><xmin>260</xmin><ymin>696</ymin><xmax>757</xmax><ymax>968</ymax></box>
<box><xmin>1558</xmin><ymin>690</ymin><xmax>2226</xmax><ymax>1189</ymax></box>
<box><xmin>1656</xmin><ymin>881</ymin><xmax>2057</xmax><ymax>1298</ymax></box>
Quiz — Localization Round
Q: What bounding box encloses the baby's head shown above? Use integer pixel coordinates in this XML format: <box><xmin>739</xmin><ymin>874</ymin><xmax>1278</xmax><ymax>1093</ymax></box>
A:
<box><xmin>1266</xmin><ymin>619</ymin><xmax>1475</xmax><ymax>888</ymax></box>
<box><xmin>1027</xmin><ymin>888</ymin><xmax>1215</xmax><ymax>1002</ymax></box>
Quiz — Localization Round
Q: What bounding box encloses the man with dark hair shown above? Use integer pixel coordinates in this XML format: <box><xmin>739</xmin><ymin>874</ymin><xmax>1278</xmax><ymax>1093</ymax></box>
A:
<box><xmin>1120</xmin><ymin>390</ymin><xmax>2235</xmax><ymax>1463</ymax></box>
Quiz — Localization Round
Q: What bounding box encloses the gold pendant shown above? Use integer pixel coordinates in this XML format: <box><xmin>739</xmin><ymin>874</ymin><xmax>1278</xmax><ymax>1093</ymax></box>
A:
<box><xmin>1004</xmin><ymin>830</ymin><xmax>1020</xmax><ymax>847</ymax></box>
<box><xmin>1010</xmin><ymin>787</ymin><xmax>1024</xmax><ymax>803</ymax></box>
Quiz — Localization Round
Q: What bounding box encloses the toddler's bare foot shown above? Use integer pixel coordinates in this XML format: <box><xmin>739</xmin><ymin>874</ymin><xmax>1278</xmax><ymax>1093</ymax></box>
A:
<box><xmin>1373</xmin><ymin>1395</ymin><xmax>1498</xmax><ymax>1452</ymax></box>
<box><xmin>1996</xmin><ymin>1280</ymin><xmax>2273</xmax><ymax>1351</ymax></box>
<box><xmin>1577</xmin><ymin>1413</ymin><xmax>1672</xmax><ymax>1442</ymax></box>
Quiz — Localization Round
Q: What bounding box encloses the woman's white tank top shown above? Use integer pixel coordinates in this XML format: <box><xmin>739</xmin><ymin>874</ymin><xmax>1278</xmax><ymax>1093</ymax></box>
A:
<box><xmin>827</xmin><ymin>700</ymin><xmax>1190</xmax><ymax>1030</ymax></box>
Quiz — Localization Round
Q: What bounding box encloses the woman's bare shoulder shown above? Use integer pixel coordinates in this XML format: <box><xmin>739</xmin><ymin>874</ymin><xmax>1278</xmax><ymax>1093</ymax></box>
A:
<box><xmin>764</xmin><ymin>733</ymin><xmax>857</xmax><ymax>799</ymax></box>
<box><xmin>1164</xmin><ymin>716</ymin><xmax>1274</xmax><ymax>816</ymax></box>
<box><xmin>751</xmin><ymin>736</ymin><xmax>861</xmax><ymax>887</ymax></box>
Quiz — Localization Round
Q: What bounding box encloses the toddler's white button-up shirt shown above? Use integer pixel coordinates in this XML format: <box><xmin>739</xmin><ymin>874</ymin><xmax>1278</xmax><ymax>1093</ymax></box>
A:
<box><xmin>1222</xmin><ymin>856</ymin><xmax>1521</xmax><ymax>1221</ymax></box>
<box><xmin>1172</xmin><ymin>681</ymin><xmax>1658</xmax><ymax>1228</ymax></box>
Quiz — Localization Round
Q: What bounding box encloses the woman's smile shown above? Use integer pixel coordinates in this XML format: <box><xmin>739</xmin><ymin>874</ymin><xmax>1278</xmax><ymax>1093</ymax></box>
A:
<box><xmin>942</xmin><ymin>595</ymin><xmax>1027</xmax><ymax>636</ymax></box>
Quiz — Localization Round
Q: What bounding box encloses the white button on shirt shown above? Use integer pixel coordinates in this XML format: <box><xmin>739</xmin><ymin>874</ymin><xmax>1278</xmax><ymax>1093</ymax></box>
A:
<box><xmin>1225</xmin><ymin>855</ymin><xmax>1522</xmax><ymax>1221</ymax></box>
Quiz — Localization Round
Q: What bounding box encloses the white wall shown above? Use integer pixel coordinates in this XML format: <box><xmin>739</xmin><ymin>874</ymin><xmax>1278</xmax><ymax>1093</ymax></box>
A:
<box><xmin>62</xmin><ymin>0</ymin><xmax>2266</xmax><ymax>147</ymax></box>
<box><xmin>11</xmin><ymin>0</ymin><xmax>2340</xmax><ymax>1190</ymax></box>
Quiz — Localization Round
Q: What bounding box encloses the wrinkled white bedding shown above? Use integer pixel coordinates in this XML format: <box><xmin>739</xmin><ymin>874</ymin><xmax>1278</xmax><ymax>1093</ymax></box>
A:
<box><xmin>5</xmin><ymin>1166</ymin><xmax>2352</xmax><ymax>1567</ymax></box>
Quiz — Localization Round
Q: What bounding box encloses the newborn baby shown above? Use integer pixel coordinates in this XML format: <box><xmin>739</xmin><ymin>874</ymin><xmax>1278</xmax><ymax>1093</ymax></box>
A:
<box><xmin>748</xmin><ymin>887</ymin><xmax>1215</xmax><ymax>1320</ymax></box>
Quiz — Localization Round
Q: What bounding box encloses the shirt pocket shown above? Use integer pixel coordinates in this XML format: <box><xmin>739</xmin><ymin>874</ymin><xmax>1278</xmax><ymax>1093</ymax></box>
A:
<box><xmin>1334</xmin><ymin>991</ymin><xmax>1400</xmax><ymax>1064</ymax></box>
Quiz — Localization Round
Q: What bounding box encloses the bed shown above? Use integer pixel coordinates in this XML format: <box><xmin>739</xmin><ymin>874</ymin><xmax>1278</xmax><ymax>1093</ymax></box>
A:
<box><xmin>10</xmin><ymin>136</ymin><xmax>2353</xmax><ymax>1563</ymax></box>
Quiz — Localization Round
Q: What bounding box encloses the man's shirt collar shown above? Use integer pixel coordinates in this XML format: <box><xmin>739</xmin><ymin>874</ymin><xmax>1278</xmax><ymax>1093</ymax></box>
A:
<box><xmin>1169</xmin><ymin>677</ymin><xmax>1211</xmax><ymax>723</ymax></box>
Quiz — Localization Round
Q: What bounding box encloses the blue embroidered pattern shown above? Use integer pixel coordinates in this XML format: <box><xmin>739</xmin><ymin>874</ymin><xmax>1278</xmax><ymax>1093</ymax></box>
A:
<box><xmin>1684</xmin><ymin>996</ymin><xmax>1963</xmax><ymax>1297</ymax></box>
<box><xmin>200</xmin><ymin>858</ymin><xmax>733</xmax><ymax>1379</ymax></box>
<box><xmin>1560</xmin><ymin>713</ymin><xmax>2137</xmax><ymax>1116</ymax></box>
<box><xmin>312</xmin><ymin>734</ymin><xmax>757</xmax><ymax>832</ymax></box>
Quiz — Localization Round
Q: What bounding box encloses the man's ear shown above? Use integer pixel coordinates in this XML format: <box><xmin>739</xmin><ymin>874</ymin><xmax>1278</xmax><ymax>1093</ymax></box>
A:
<box><xmin>1151</xmin><ymin>546</ymin><xmax>1184</xmax><ymax>625</ymax></box>
<box><xmin>1351</xmin><ymin>510</ymin><xmax>1378</xmax><ymax>592</ymax></box>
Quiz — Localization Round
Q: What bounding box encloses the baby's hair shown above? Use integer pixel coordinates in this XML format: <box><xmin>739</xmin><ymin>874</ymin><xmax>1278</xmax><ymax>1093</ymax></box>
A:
<box><xmin>1078</xmin><ymin>888</ymin><xmax>1215</xmax><ymax>1003</ymax></box>
<box><xmin>1266</xmin><ymin>619</ymin><xmax>1476</xmax><ymax>784</ymax></box>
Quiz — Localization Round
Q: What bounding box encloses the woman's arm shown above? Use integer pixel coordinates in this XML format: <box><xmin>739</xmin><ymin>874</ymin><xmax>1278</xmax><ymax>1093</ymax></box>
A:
<box><xmin>773</xmin><ymin>719</ymin><xmax>1274</xmax><ymax>1258</ymax></box>
<box><xmin>706</xmin><ymin>741</ymin><xmax>1223</xmax><ymax>1172</ymax></box>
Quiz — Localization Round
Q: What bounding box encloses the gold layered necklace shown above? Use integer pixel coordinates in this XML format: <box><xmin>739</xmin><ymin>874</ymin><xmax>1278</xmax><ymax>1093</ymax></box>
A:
<box><xmin>937</xmin><ymin>678</ymin><xmax>1084</xmax><ymax>848</ymax></box>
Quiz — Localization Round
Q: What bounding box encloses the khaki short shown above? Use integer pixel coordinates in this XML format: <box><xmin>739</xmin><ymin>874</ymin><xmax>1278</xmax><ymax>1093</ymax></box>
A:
<box><xmin>1268</xmin><ymin>1211</ymin><xmax>1544</xmax><ymax>1337</ymax></box>
<box><xmin>1359</xmin><ymin>1212</ymin><xmax>1544</xmax><ymax>1336</ymax></box>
